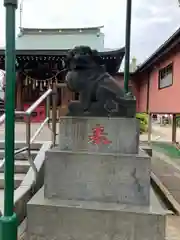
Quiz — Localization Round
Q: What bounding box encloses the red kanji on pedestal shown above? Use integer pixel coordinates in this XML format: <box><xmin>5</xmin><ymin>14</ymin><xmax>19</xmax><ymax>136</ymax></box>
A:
<box><xmin>88</xmin><ymin>125</ymin><xmax>112</xmax><ymax>145</ymax></box>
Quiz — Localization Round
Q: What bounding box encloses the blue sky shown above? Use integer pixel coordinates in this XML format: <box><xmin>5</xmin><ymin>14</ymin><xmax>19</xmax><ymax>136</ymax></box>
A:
<box><xmin>0</xmin><ymin>0</ymin><xmax>180</xmax><ymax>63</ymax></box>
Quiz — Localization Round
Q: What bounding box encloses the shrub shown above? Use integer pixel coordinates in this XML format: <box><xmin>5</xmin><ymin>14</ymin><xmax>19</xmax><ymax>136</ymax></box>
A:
<box><xmin>136</xmin><ymin>113</ymin><xmax>148</xmax><ymax>134</ymax></box>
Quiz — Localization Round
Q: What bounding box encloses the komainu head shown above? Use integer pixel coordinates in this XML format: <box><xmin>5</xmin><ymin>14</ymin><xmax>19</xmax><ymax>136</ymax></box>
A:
<box><xmin>65</xmin><ymin>45</ymin><xmax>102</xmax><ymax>70</ymax></box>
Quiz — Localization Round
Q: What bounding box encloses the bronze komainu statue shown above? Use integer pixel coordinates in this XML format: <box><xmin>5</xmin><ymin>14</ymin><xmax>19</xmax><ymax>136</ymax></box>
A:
<box><xmin>65</xmin><ymin>46</ymin><xmax>136</xmax><ymax>117</ymax></box>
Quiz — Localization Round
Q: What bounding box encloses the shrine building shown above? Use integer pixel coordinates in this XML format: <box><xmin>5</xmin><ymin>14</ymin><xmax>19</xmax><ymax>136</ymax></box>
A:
<box><xmin>0</xmin><ymin>26</ymin><xmax>125</xmax><ymax>121</ymax></box>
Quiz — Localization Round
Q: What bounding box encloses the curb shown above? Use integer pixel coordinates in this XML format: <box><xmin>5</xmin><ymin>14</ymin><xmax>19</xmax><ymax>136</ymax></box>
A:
<box><xmin>18</xmin><ymin>218</ymin><xmax>26</xmax><ymax>240</ymax></box>
<box><xmin>151</xmin><ymin>172</ymin><xmax>180</xmax><ymax>215</ymax></box>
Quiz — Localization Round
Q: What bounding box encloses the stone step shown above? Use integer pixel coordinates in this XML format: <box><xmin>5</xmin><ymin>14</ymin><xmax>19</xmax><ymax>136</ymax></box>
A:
<box><xmin>0</xmin><ymin>160</ymin><xmax>30</xmax><ymax>173</ymax></box>
<box><xmin>0</xmin><ymin>141</ymin><xmax>42</xmax><ymax>150</ymax></box>
<box><xmin>45</xmin><ymin>148</ymin><xmax>150</xmax><ymax>206</ymax></box>
<box><xmin>27</xmin><ymin>187</ymin><xmax>166</xmax><ymax>240</ymax></box>
<box><xmin>0</xmin><ymin>149</ymin><xmax>38</xmax><ymax>160</ymax></box>
<box><xmin>0</xmin><ymin>173</ymin><xmax>25</xmax><ymax>189</ymax></box>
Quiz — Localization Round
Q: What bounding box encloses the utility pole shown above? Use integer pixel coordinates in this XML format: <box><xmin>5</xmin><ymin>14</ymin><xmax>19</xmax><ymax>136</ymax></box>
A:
<box><xmin>0</xmin><ymin>0</ymin><xmax>18</xmax><ymax>239</ymax></box>
<box><xmin>124</xmin><ymin>0</ymin><xmax>132</xmax><ymax>93</ymax></box>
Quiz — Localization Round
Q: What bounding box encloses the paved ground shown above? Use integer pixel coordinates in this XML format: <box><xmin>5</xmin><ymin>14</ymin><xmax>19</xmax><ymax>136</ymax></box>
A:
<box><xmin>139</xmin><ymin>123</ymin><xmax>180</xmax><ymax>142</ymax></box>
<box><xmin>144</xmin><ymin>124</ymin><xmax>180</xmax><ymax>239</ymax></box>
<box><xmin>152</xmin><ymin>151</ymin><xmax>180</xmax><ymax>207</ymax></box>
<box><xmin>145</xmin><ymin>124</ymin><xmax>180</xmax><ymax>239</ymax></box>
<box><xmin>151</xmin><ymin>124</ymin><xmax>180</xmax><ymax>142</ymax></box>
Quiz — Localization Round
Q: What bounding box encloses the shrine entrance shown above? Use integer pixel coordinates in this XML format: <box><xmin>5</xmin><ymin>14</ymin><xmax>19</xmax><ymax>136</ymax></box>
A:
<box><xmin>16</xmin><ymin>73</ymin><xmax>75</xmax><ymax>122</ymax></box>
<box><xmin>0</xmin><ymin>34</ymin><xmax>125</xmax><ymax>122</ymax></box>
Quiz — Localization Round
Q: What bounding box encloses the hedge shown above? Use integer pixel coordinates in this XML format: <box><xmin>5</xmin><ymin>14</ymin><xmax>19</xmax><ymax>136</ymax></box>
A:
<box><xmin>136</xmin><ymin>113</ymin><xmax>148</xmax><ymax>134</ymax></box>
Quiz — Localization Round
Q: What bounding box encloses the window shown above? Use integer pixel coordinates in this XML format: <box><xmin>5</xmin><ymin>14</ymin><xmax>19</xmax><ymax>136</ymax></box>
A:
<box><xmin>158</xmin><ymin>63</ymin><xmax>173</xmax><ymax>89</ymax></box>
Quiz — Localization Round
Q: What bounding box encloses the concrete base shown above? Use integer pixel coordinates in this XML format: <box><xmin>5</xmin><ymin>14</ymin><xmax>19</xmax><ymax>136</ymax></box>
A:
<box><xmin>27</xmin><ymin>187</ymin><xmax>166</xmax><ymax>240</ymax></box>
<box><xmin>44</xmin><ymin>148</ymin><xmax>150</xmax><ymax>206</ymax></box>
<box><xmin>59</xmin><ymin>117</ymin><xmax>139</xmax><ymax>154</ymax></box>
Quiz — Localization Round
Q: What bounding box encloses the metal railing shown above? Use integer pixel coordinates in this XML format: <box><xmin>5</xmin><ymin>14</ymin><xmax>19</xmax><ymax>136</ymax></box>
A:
<box><xmin>0</xmin><ymin>84</ymin><xmax>57</xmax><ymax>181</ymax></box>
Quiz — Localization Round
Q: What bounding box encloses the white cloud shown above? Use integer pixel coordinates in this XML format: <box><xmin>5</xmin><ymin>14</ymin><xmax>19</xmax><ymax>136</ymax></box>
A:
<box><xmin>0</xmin><ymin>0</ymin><xmax>180</xmax><ymax>63</ymax></box>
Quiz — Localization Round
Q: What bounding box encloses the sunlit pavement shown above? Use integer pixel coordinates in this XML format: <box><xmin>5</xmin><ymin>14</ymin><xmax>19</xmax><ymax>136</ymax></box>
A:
<box><xmin>151</xmin><ymin>124</ymin><xmax>180</xmax><ymax>142</ymax></box>
<box><xmin>140</xmin><ymin>124</ymin><xmax>180</xmax><ymax>142</ymax></box>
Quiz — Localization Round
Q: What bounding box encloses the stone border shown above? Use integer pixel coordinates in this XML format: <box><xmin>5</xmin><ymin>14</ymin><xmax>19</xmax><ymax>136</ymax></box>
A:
<box><xmin>18</xmin><ymin>218</ymin><xmax>27</xmax><ymax>240</ymax></box>
<box><xmin>140</xmin><ymin>145</ymin><xmax>174</xmax><ymax>215</ymax></box>
<box><xmin>151</xmin><ymin>172</ymin><xmax>180</xmax><ymax>215</ymax></box>
<box><xmin>14</xmin><ymin>141</ymin><xmax>52</xmax><ymax>222</ymax></box>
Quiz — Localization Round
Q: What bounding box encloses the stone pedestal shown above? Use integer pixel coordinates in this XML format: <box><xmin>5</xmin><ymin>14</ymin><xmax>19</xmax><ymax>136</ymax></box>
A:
<box><xmin>59</xmin><ymin>117</ymin><xmax>139</xmax><ymax>154</ymax></box>
<box><xmin>44</xmin><ymin>149</ymin><xmax>150</xmax><ymax>205</ymax></box>
<box><xmin>27</xmin><ymin>187</ymin><xmax>166</xmax><ymax>240</ymax></box>
<box><xmin>26</xmin><ymin>117</ymin><xmax>167</xmax><ymax>240</ymax></box>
